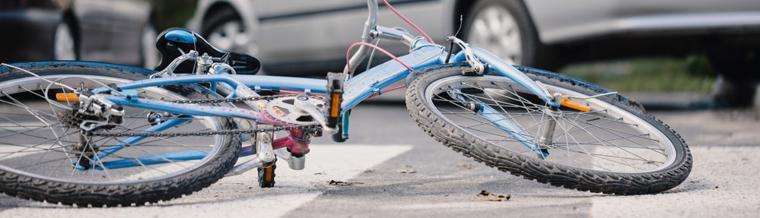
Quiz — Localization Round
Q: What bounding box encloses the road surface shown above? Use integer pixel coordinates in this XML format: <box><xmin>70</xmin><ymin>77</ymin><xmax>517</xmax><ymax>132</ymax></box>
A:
<box><xmin>1</xmin><ymin>93</ymin><xmax>759</xmax><ymax>218</ymax></box>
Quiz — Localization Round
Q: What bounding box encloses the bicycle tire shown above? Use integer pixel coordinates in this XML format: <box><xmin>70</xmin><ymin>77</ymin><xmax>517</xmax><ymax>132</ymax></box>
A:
<box><xmin>406</xmin><ymin>65</ymin><xmax>692</xmax><ymax>195</ymax></box>
<box><xmin>0</xmin><ymin>61</ymin><xmax>241</xmax><ymax>206</ymax></box>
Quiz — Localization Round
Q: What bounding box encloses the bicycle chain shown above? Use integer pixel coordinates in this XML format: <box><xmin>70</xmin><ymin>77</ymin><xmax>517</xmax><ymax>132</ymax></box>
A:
<box><xmin>90</xmin><ymin>124</ymin><xmax>320</xmax><ymax>137</ymax></box>
<box><xmin>167</xmin><ymin>94</ymin><xmax>295</xmax><ymax>104</ymax></box>
<box><xmin>89</xmin><ymin>93</ymin><xmax>322</xmax><ymax>137</ymax></box>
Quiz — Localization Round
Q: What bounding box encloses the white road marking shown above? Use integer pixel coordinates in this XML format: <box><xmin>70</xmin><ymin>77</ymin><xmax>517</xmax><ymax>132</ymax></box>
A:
<box><xmin>0</xmin><ymin>121</ymin><xmax>62</xmax><ymax>131</ymax></box>
<box><xmin>0</xmin><ymin>144</ymin><xmax>413</xmax><ymax>218</ymax></box>
<box><xmin>0</xmin><ymin>145</ymin><xmax>51</xmax><ymax>159</ymax></box>
<box><xmin>591</xmin><ymin>146</ymin><xmax>760</xmax><ymax>217</ymax></box>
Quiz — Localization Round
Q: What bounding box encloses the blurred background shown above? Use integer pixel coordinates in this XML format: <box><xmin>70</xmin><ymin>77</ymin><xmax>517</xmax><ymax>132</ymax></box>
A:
<box><xmin>1</xmin><ymin>0</ymin><xmax>759</xmax><ymax>107</ymax></box>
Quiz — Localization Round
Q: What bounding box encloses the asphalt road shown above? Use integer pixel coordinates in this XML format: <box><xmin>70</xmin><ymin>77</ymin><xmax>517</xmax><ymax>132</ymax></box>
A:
<box><xmin>1</xmin><ymin>92</ymin><xmax>759</xmax><ymax>217</ymax></box>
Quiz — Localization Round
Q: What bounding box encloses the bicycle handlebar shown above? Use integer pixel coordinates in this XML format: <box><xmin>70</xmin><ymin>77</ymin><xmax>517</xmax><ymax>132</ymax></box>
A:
<box><xmin>345</xmin><ymin>0</ymin><xmax>424</xmax><ymax>75</ymax></box>
<box><xmin>344</xmin><ymin>0</ymin><xmax>379</xmax><ymax>74</ymax></box>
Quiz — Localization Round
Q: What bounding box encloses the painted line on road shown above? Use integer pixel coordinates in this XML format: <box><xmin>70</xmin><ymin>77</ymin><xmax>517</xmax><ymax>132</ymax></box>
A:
<box><xmin>0</xmin><ymin>144</ymin><xmax>413</xmax><ymax>218</ymax></box>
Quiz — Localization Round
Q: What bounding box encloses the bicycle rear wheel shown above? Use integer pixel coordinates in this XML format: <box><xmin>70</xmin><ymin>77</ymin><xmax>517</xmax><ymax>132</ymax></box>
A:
<box><xmin>406</xmin><ymin>66</ymin><xmax>692</xmax><ymax>195</ymax></box>
<box><xmin>0</xmin><ymin>62</ymin><xmax>240</xmax><ymax>206</ymax></box>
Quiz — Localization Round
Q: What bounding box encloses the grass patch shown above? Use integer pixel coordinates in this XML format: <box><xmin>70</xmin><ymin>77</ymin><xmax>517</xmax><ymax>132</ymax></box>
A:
<box><xmin>561</xmin><ymin>56</ymin><xmax>716</xmax><ymax>93</ymax></box>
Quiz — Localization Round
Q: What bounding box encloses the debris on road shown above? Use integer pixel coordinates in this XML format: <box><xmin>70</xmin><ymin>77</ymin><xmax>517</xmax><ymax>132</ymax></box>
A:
<box><xmin>328</xmin><ymin>180</ymin><xmax>364</xmax><ymax>186</ymax></box>
<box><xmin>476</xmin><ymin>190</ymin><xmax>511</xmax><ymax>202</ymax></box>
<box><xmin>397</xmin><ymin>165</ymin><xmax>417</xmax><ymax>174</ymax></box>
<box><xmin>457</xmin><ymin>162</ymin><xmax>474</xmax><ymax>170</ymax></box>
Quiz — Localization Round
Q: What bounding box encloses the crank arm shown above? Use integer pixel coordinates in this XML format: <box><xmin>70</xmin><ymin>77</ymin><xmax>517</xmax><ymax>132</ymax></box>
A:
<box><xmin>226</xmin><ymin>148</ymin><xmax>305</xmax><ymax>177</ymax></box>
<box><xmin>227</xmin><ymin>156</ymin><xmax>264</xmax><ymax>176</ymax></box>
<box><xmin>257</xmin><ymin>132</ymin><xmax>276</xmax><ymax>163</ymax></box>
<box><xmin>294</xmin><ymin>96</ymin><xmax>335</xmax><ymax>133</ymax></box>
<box><xmin>228</xmin><ymin>134</ymin><xmax>278</xmax><ymax>177</ymax></box>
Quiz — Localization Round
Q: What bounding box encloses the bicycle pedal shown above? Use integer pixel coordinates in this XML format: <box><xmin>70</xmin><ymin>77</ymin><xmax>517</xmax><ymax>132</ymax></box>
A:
<box><xmin>326</xmin><ymin>72</ymin><xmax>347</xmax><ymax>129</ymax></box>
<box><xmin>258</xmin><ymin>162</ymin><xmax>276</xmax><ymax>188</ymax></box>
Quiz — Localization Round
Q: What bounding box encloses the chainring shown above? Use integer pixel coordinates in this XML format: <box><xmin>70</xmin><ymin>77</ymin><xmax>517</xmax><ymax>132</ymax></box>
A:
<box><xmin>264</xmin><ymin>95</ymin><xmax>326</xmax><ymax>126</ymax></box>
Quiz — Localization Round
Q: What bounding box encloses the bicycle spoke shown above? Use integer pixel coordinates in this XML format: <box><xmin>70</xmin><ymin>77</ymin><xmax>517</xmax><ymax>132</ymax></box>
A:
<box><xmin>427</xmin><ymin>75</ymin><xmax>674</xmax><ymax>173</ymax></box>
<box><xmin>0</xmin><ymin>74</ymin><xmax>228</xmax><ymax>185</ymax></box>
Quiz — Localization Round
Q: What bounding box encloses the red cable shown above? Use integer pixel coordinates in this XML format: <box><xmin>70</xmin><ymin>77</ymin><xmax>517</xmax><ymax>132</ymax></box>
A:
<box><xmin>368</xmin><ymin>83</ymin><xmax>407</xmax><ymax>99</ymax></box>
<box><xmin>381</xmin><ymin>0</ymin><xmax>434</xmax><ymax>43</ymax></box>
<box><xmin>380</xmin><ymin>83</ymin><xmax>406</xmax><ymax>93</ymax></box>
<box><xmin>345</xmin><ymin>41</ymin><xmax>414</xmax><ymax>72</ymax></box>
<box><xmin>343</xmin><ymin>1</ymin><xmax>433</xmax><ymax>74</ymax></box>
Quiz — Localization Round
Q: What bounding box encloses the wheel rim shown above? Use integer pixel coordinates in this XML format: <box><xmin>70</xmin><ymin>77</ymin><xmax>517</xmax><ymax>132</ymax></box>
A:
<box><xmin>207</xmin><ymin>21</ymin><xmax>249</xmax><ymax>52</ymax></box>
<box><xmin>424</xmin><ymin>75</ymin><xmax>678</xmax><ymax>174</ymax></box>
<box><xmin>0</xmin><ymin>75</ymin><xmax>226</xmax><ymax>184</ymax></box>
<box><xmin>467</xmin><ymin>6</ymin><xmax>522</xmax><ymax>64</ymax></box>
<box><xmin>54</xmin><ymin>23</ymin><xmax>76</xmax><ymax>60</ymax></box>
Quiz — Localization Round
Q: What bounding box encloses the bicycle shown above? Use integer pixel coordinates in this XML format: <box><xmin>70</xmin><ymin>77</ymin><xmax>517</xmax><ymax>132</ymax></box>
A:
<box><xmin>0</xmin><ymin>0</ymin><xmax>691</xmax><ymax>206</ymax></box>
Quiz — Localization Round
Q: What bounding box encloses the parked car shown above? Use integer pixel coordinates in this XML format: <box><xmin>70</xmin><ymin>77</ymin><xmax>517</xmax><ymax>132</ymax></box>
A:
<box><xmin>189</xmin><ymin>0</ymin><xmax>760</xmax><ymax>105</ymax></box>
<box><xmin>0</xmin><ymin>0</ymin><xmax>165</xmax><ymax>67</ymax></box>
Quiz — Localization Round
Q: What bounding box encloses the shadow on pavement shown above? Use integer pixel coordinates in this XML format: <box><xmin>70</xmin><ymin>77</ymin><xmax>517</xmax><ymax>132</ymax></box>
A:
<box><xmin>361</xmin><ymin>92</ymin><xmax>750</xmax><ymax>112</ymax></box>
<box><xmin>362</xmin><ymin>97</ymin><xmax>717</xmax><ymax>111</ymax></box>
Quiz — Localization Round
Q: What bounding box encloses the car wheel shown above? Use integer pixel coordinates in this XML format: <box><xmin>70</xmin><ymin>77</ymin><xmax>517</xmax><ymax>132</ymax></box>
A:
<box><xmin>708</xmin><ymin>49</ymin><xmax>760</xmax><ymax>107</ymax></box>
<box><xmin>202</xmin><ymin>7</ymin><xmax>250</xmax><ymax>53</ymax></box>
<box><xmin>54</xmin><ymin>22</ymin><xmax>77</xmax><ymax>60</ymax></box>
<box><xmin>463</xmin><ymin>0</ymin><xmax>550</xmax><ymax>67</ymax></box>
<box><xmin>141</xmin><ymin>24</ymin><xmax>160</xmax><ymax>68</ymax></box>
<box><xmin>711</xmin><ymin>76</ymin><xmax>756</xmax><ymax>107</ymax></box>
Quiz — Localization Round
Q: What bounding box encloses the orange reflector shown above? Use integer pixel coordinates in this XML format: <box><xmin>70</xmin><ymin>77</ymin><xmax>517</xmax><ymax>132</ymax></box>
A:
<box><xmin>55</xmin><ymin>93</ymin><xmax>79</xmax><ymax>102</ymax></box>
<box><xmin>329</xmin><ymin>92</ymin><xmax>342</xmax><ymax>118</ymax></box>
<box><xmin>560</xmin><ymin>96</ymin><xmax>591</xmax><ymax>112</ymax></box>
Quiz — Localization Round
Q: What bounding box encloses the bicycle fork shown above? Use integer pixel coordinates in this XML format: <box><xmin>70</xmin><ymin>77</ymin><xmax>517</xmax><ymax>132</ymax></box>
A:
<box><xmin>538</xmin><ymin>97</ymin><xmax>561</xmax><ymax>155</ymax></box>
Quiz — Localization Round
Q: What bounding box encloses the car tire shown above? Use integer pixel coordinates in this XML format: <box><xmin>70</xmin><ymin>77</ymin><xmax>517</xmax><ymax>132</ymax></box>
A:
<box><xmin>463</xmin><ymin>0</ymin><xmax>555</xmax><ymax>68</ymax></box>
<box><xmin>711</xmin><ymin>76</ymin><xmax>756</xmax><ymax>107</ymax></box>
<box><xmin>54</xmin><ymin>21</ymin><xmax>78</xmax><ymax>60</ymax></box>
<box><xmin>141</xmin><ymin>24</ymin><xmax>160</xmax><ymax>69</ymax></box>
<box><xmin>708</xmin><ymin>49</ymin><xmax>760</xmax><ymax>107</ymax></box>
<box><xmin>201</xmin><ymin>7</ymin><xmax>250</xmax><ymax>53</ymax></box>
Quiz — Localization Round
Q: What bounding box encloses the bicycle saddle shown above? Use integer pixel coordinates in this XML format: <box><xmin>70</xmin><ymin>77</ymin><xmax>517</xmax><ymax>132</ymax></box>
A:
<box><xmin>154</xmin><ymin>28</ymin><xmax>261</xmax><ymax>74</ymax></box>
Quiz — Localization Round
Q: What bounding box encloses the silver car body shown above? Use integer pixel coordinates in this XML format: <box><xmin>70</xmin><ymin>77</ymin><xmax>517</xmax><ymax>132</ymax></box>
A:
<box><xmin>528</xmin><ymin>0</ymin><xmax>760</xmax><ymax>43</ymax></box>
<box><xmin>188</xmin><ymin>0</ymin><xmax>760</xmax><ymax>73</ymax></box>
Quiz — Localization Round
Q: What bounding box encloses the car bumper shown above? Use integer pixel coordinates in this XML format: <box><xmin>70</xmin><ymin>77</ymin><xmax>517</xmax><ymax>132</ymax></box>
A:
<box><xmin>0</xmin><ymin>9</ymin><xmax>62</xmax><ymax>62</ymax></box>
<box><xmin>544</xmin><ymin>12</ymin><xmax>760</xmax><ymax>44</ymax></box>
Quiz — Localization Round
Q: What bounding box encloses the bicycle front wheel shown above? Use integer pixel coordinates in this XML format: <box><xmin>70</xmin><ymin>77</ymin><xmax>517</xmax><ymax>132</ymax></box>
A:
<box><xmin>0</xmin><ymin>62</ymin><xmax>240</xmax><ymax>206</ymax></box>
<box><xmin>406</xmin><ymin>66</ymin><xmax>692</xmax><ymax>195</ymax></box>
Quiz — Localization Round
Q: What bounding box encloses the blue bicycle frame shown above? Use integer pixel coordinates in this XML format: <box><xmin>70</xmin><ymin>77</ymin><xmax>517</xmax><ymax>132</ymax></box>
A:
<box><xmin>89</xmin><ymin>40</ymin><xmax>556</xmax><ymax>169</ymax></box>
<box><xmin>88</xmin><ymin>0</ymin><xmax>560</xmax><ymax>169</ymax></box>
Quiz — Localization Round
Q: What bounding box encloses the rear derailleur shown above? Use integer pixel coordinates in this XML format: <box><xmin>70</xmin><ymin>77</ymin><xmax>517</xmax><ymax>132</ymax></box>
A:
<box><xmin>59</xmin><ymin>90</ymin><xmax>125</xmax><ymax>170</ymax></box>
<box><xmin>70</xmin><ymin>90</ymin><xmax>125</xmax><ymax>132</ymax></box>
